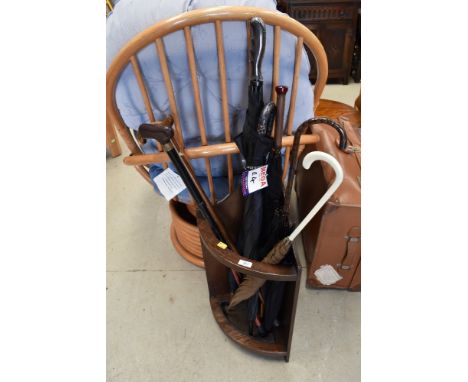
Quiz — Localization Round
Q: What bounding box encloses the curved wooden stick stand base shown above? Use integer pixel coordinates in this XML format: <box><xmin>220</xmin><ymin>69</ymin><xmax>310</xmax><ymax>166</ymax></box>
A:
<box><xmin>198</xmin><ymin>189</ymin><xmax>301</xmax><ymax>362</ymax></box>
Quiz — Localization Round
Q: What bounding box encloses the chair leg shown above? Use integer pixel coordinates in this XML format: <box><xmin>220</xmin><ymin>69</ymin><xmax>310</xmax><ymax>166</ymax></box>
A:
<box><xmin>106</xmin><ymin>115</ymin><xmax>122</xmax><ymax>158</ymax></box>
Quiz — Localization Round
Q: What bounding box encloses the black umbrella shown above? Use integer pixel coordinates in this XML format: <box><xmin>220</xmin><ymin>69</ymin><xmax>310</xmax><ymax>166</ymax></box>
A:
<box><xmin>231</xmin><ymin>17</ymin><xmax>273</xmax><ymax>337</ymax></box>
<box><xmin>228</xmin><ymin>86</ymin><xmax>290</xmax><ymax>332</ymax></box>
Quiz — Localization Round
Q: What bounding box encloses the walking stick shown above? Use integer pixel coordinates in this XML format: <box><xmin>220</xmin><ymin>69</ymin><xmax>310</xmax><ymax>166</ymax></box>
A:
<box><xmin>273</xmin><ymin>85</ymin><xmax>288</xmax><ymax>147</ymax></box>
<box><xmin>138</xmin><ymin>123</ymin><xmax>236</xmax><ymax>249</ymax></box>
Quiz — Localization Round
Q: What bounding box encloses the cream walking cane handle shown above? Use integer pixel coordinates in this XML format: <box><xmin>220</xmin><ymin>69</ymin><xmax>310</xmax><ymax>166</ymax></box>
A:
<box><xmin>288</xmin><ymin>151</ymin><xmax>344</xmax><ymax>242</ymax></box>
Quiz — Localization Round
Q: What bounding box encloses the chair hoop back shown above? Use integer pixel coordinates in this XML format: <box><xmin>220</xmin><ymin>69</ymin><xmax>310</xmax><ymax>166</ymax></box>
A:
<box><xmin>106</xmin><ymin>6</ymin><xmax>328</xmax><ymax>195</ymax></box>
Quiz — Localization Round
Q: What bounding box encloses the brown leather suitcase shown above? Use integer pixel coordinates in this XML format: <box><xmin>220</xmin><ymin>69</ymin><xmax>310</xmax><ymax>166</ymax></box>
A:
<box><xmin>295</xmin><ymin>117</ymin><xmax>361</xmax><ymax>291</ymax></box>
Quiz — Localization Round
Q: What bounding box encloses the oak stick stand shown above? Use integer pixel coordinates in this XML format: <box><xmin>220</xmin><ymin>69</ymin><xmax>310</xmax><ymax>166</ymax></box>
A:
<box><xmin>197</xmin><ymin>188</ymin><xmax>302</xmax><ymax>362</ymax></box>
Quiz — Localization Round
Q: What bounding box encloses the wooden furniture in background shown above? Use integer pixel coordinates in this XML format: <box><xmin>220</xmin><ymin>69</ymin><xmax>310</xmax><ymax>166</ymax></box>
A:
<box><xmin>285</xmin><ymin>0</ymin><xmax>360</xmax><ymax>84</ymax></box>
<box><xmin>350</xmin><ymin>8</ymin><xmax>360</xmax><ymax>82</ymax></box>
<box><xmin>106</xmin><ymin>6</ymin><xmax>328</xmax><ymax>267</ymax></box>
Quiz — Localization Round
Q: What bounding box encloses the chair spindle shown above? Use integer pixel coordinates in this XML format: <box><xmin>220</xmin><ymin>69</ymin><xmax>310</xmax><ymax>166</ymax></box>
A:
<box><xmin>215</xmin><ymin>20</ymin><xmax>234</xmax><ymax>193</ymax></box>
<box><xmin>184</xmin><ymin>26</ymin><xmax>216</xmax><ymax>203</ymax></box>
<box><xmin>282</xmin><ymin>37</ymin><xmax>303</xmax><ymax>180</ymax></box>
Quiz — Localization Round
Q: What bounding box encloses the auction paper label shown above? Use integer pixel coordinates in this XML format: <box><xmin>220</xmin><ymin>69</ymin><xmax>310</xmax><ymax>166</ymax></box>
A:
<box><xmin>314</xmin><ymin>265</ymin><xmax>343</xmax><ymax>286</ymax></box>
<box><xmin>241</xmin><ymin>165</ymin><xmax>268</xmax><ymax>196</ymax></box>
<box><xmin>153</xmin><ymin>168</ymin><xmax>187</xmax><ymax>201</ymax></box>
<box><xmin>238</xmin><ymin>259</ymin><xmax>253</xmax><ymax>268</ymax></box>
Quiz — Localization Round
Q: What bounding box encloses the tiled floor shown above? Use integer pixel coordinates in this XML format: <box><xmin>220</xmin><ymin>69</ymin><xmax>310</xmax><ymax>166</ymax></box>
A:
<box><xmin>107</xmin><ymin>82</ymin><xmax>361</xmax><ymax>382</ymax></box>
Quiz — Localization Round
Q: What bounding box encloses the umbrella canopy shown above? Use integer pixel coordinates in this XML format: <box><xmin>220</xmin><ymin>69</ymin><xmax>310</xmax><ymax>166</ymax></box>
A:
<box><xmin>233</xmin><ymin>85</ymin><xmax>292</xmax><ymax>333</ymax></box>
<box><xmin>231</xmin><ymin>17</ymin><xmax>273</xmax><ymax>336</ymax></box>
<box><xmin>234</xmin><ymin>17</ymin><xmax>269</xmax><ymax>261</ymax></box>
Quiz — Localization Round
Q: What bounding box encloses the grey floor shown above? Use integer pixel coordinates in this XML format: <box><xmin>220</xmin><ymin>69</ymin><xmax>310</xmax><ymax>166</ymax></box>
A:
<box><xmin>107</xmin><ymin>82</ymin><xmax>361</xmax><ymax>382</ymax></box>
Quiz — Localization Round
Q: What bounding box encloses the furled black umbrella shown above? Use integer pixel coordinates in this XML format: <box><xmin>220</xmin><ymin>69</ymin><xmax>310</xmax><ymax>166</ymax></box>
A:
<box><xmin>228</xmin><ymin>86</ymin><xmax>290</xmax><ymax>333</ymax></box>
<box><xmin>231</xmin><ymin>17</ymin><xmax>273</xmax><ymax>337</ymax></box>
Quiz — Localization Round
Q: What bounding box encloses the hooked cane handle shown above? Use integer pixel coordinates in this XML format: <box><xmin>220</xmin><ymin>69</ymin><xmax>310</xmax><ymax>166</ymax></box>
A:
<box><xmin>288</xmin><ymin>151</ymin><xmax>344</xmax><ymax>241</ymax></box>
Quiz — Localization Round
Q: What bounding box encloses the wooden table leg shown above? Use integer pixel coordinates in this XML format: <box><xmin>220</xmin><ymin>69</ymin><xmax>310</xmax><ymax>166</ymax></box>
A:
<box><xmin>106</xmin><ymin>114</ymin><xmax>122</xmax><ymax>157</ymax></box>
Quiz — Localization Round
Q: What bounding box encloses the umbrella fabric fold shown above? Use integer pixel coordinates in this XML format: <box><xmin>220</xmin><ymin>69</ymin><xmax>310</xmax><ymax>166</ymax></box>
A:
<box><xmin>255</xmin><ymin>86</ymin><xmax>292</xmax><ymax>332</ymax></box>
<box><xmin>227</xmin><ymin>237</ymin><xmax>291</xmax><ymax>311</ymax></box>
<box><xmin>230</xmin><ymin>17</ymin><xmax>272</xmax><ymax>336</ymax></box>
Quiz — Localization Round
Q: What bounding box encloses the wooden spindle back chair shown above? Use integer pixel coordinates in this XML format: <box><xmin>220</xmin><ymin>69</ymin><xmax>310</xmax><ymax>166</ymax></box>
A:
<box><xmin>107</xmin><ymin>6</ymin><xmax>328</xmax><ymax>204</ymax></box>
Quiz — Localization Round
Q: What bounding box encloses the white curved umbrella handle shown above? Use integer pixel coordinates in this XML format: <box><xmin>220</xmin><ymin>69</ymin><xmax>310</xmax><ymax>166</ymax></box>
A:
<box><xmin>288</xmin><ymin>151</ymin><xmax>344</xmax><ymax>242</ymax></box>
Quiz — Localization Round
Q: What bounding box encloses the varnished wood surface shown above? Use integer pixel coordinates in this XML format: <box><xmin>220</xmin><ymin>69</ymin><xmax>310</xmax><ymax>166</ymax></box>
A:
<box><xmin>271</xmin><ymin>26</ymin><xmax>281</xmax><ymax>103</ymax></box>
<box><xmin>286</xmin><ymin>0</ymin><xmax>360</xmax><ymax>84</ymax></box>
<box><xmin>123</xmin><ymin>134</ymin><xmax>319</xmax><ymax>166</ymax></box>
<box><xmin>282</xmin><ymin>37</ymin><xmax>304</xmax><ymax>180</ymax></box>
<box><xmin>214</xmin><ymin>20</ymin><xmax>234</xmax><ymax>194</ymax></box>
<box><xmin>198</xmin><ymin>186</ymin><xmax>302</xmax><ymax>360</ymax></box>
<box><xmin>171</xmin><ymin>139</ymin><xmax>238</xmax><ymax>251</ymax></box>
<box><xmin>106</xmin><ymin>114</ymin><xmax>122</xmax><ymax>157</ymax></box>
<box><xmin>130</xmin><ymin>55</ymin><xmax>156</xmax><ymax>122</ymax></box>
<box><xmin>198</xmin><ymin>188</ymin><xmax>297</xmax><ymax>281</ymax></box>
<box><xmin>107</xmin><ymin>6</ymin><xmax>327</xmax><ymax>110</ymax></box>
<box><xmin>184</xmin><ymin>26</ymin><xmax>215</xmax><ymax>203</ymax></box>
<box><xmin>210</xmin><ymin>296</ymin><xmax>287</xmax><ymax>357</ymax></box>
<box><xmin>198</xmin><ymin>215</ymin><xmax>297</xmax><ymax>281</ymax></box>
<box><xmin>169</xmin><ymin>200</ymin><xmax>204</xmax><ymax>268</ymax></box>
<box><xmin>170</xmin><ymin>224</ymin><xmax>204</xmax><ymax>268</ymax></box>
<box><xmin>106</xmin><ymin>7</ymin><xmax>328</xmax><ymax>185</ymax></box>
<box><xmin>155</xmin><ymin>39</ymin><xmax>184</xmax><ymax>149</ymax></box>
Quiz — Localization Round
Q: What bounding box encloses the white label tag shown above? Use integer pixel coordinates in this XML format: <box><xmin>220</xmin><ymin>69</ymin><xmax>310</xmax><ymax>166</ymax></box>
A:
<box><xmin>153</xmin><ymin>168</ymin><xmax>187</xmax><ymax>201</ymax></box>
<box><xmin>314</xmin><ymin>265</ymin><xmax>343</xmax><ymax>286</ymax></box>
<box><xmin>241</xmin><ymin>165</ymin><xmax>268</xmax><ymax>196</ymax></box>
<box><xmin>238</xmin><ymin>259</ymin><xmax>253</xmax><ymax>268</ymax></box>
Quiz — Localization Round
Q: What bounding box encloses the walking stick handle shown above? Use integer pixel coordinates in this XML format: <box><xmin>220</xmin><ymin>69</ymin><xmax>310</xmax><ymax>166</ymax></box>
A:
<box><xmin>139</xmin><ymin>124</ymin><xmax>173</xmax><ymax>144</ymax></box>
<box><xmin>288</xmin><ymin>151</ymin><xmax>344</xmax><ymax>242</ymax></box>
<box><xmin>274</xmin><ymin>85</ymin><xmax>288</xmax><ymax>147</ymax></box>
<box><xmin>138</xmin><ymin>122</ymin><xmax>238</xmax><ymax>250</ymax></box>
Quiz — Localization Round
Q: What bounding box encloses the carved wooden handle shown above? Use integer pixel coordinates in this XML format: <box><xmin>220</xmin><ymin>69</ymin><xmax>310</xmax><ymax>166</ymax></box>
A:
<box><xmin>274</xmin><ymin>85</ymin><xmax>288</xmax><ymax>147</ymax></box>
<box><xmin>138</xmin><ymin>124</ymin><xmax>173</xmax><ymax>144</ymax></box>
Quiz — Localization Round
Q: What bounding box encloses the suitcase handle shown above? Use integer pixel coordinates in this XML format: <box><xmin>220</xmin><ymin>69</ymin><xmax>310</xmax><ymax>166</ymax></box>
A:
<box><xmin>288</xmin><ymin>151</ymin><xmax>344</xmax><ymax>241</ymax></box>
